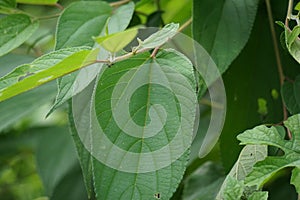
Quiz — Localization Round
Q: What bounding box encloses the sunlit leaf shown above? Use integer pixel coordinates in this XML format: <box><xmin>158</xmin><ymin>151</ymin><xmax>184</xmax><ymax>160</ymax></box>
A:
<box><xmin>94</xmin><ymin>28</ymin><xmax>138</xmax><ymax>52</ymax></box>
<box><xmin>16</xmin><ymin>0</ymin><xmax>58</xmax><ymax>5</ymax></box>
<box><xmin>0</xmin><ymin>47</ymin><xmax>97</xmax><ymax>102</ymax></box>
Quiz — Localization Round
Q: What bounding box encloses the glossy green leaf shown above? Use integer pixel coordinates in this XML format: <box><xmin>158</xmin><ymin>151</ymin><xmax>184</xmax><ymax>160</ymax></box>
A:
<box><xmin>70</xmin><ymin>49</ymin><xmax>197</xmax><ymax>200</ymax></box>
<box><xmin>291</xmin><ymin>167</ymin><xmax>300</xmax><ymax>194</ymax></box>
<box><xmin>248</xmin><ymin>191</ymin><xmax>268</xmax><ymax>200</ymax></box>
<box><xmin>216</xmin><ymin>145</ymin><xmax>267</xmax><ymax>199</ymax></box>
<box><xmin>237</xmin><ymin>114</ymin><xmax>300</xmax><ymax>188</ymax></box>
<box><xmin>282</xmin><ymin>75</ymin><xmax>300</xmax><ymax>114</ymax></box>
<box><xmin>16</xmin><ymin>0</ymin><xmax>57</xmax><ymax>4</ymax></box>
<box><xmin>135</xmin><ymin>23</ymin><xmax>179</xmax><ymax>50</ymax></box>
<box><xmin>0</xmin><ymin>14</ymin><xmax>39</xmax><ymax>57</ymax></box>
<box><xmin>183</xmin><ymin>162</ymin><xmax>224</xmax><ymax>200</ymax></box>
<box><xmin>94</xmin><ymin>28</ymin><xmax>138</xmax><ymax>52</ymax></box>
<box><xmin>295</xmin><ymin>2</ymin><xmax>300</xmax><ymax>11</ymax></box>
<box><xmin>192</xmin><ymin>0</ymin><xmax>259</xmax><ymax>73</ymax></box>
<box><xmin>0</xmin><ymin>47</ymin><xmax>97</xmax><ymax>102</ymax></box>
<box><xmin>55</xmin><ymin>1</ymin><xmax>112</xmax><ymax>49</ymax></box>
<box><xmin>0</xmin><ymin>0</ymin><xmax>16</xmax><ymax>7</ymax></box>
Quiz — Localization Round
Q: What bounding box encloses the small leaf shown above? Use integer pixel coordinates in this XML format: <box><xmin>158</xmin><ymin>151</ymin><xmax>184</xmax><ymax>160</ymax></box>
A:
<box><xmin>16</xmin><ymin>0</ymin><xmax>58</xmax><ymax>5</ymax></box>
<box><xmin>0</xmin><ymin>14</ymin><xmax>39</xmax><ymax>57</ymax></box>
<box><xmin>282</xmin><ymin>75</ymin><xmax>300</xmax><ymax>114</ymax></box>
<box><xmin>135</xmin><ymin>23</ymin><xmax>179</xmax><ymax>50</ymax></box>
<box><xmin>291</xmin><ymin>167</ymin><xmax>300</xmax><ymax>194</ymax></box>
<box><xmin>248</xmin><ymin>191</ymin><xmax>268</xmax><ymax>200</ymax></box>
<box><xmin>0</xmin><ymin>47</ymin><xmax>97</xmax><ymax>102</ymax></box>
<box><xmin>295</xmin><ymin>2</ymin><xmax>300</xmax><ymax>11</ymax></box>
<box><xmin>94</xmin><ymin>28</ymin><xmax>138</xmax><ymax>52</ymax></box>
<box><xmin>257</xmin><ymin>98</ymin><xmax>268</xmax><ymax>116</ymax></box>
<box><xmin>237</xmin><ymin>114</ymin><xmax>300</xmax><ymax>188</ymax></box>
<box><xmin>55</xmin><ymin>1</ymin><xmax>112</xmax><ymax>49</ymax></box>
<box><xmin>277</xmin><ymin>22</ymin><xmax>300</xmax><ymax>64</ymax></box>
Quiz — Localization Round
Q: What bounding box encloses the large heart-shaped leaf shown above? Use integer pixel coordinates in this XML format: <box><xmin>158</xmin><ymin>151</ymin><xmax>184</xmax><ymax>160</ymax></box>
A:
<box><xmin>70</xmin><ymin>49</ymin><xmax>197</xmax><ymax>200</ymax></box>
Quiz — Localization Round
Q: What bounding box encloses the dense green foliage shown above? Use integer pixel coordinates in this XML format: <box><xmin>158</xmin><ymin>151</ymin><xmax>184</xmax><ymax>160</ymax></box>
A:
<box><xmin>1</xmin><ymin>0</ymin><xmax>300</xmax><ymax>200</ymax></box>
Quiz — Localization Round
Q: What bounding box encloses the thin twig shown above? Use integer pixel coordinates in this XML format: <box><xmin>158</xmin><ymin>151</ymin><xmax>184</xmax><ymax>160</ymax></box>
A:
<box><xmin>54</xmin><ymin>3</ymin><xmax>64</xmax><ymax>10</ymax></box>
<box><xmin>287</xmin><ymin>0</ymin><xmax>294</xmax><ymax>20</ymax></box>
<box><xmin>178</xmin><ymin>18</ymin><xmax>192</xmax><ymax>32</ymax></box>
<box><xmin>265</xmin><ymin>0</ymin><xmax>291</xmax><ymax>139</ymax></box>
<box><xmin>110</xmin><ymin>0</ymin><xmax>131</xmax><ymax>7</ymax></box>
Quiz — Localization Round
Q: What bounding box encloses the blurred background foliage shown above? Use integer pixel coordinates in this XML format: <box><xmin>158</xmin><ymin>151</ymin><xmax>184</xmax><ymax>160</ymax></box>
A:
<box><xmin>1</xmin><ymin>0</ymin><xmax>300</xmax><ymax>199</ymax></box>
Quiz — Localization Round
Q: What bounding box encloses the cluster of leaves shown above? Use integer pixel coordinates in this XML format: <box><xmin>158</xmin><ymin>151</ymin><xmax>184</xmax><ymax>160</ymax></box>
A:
<box><xmin>1</xmin><ymin>0</ymin><xmax>300</xmax><ymax>200</ymax></box>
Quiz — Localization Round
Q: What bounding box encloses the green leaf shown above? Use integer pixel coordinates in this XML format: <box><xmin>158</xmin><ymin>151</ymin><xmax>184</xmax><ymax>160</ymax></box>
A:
<box><xmin>282</xmin><ymin>75</ymin><xmax>300</xmax><ymax>114</ymax></box>
<box><xmin>107</xmin><ymin>1</ymin><xmax>135</xmax><ymax>34</ymax></box>
<box><xmin>0</xmin><ymin>54</ymin><xmax>57</xmax><ymax>132</ymax></box>
<box><xmin>248</xmin><ymin>191</ymin><xmax>268</xmax><ymax>200</ymax></box>
<box><xmin>277</xmin><ymin>22</ymin><xmax>300</xmax><ymax>64</ymax></box>
<box><xmin>50</xmin><ymin>1</ymin><xmax>134</xmax><ymax>116</ymax></box>
<box><xmin>135</xmin><ymin>23</ymin><xmax>179</xmax><ymax>50</ymax></box>
<box><xmin>222</xmin><ymin>177</ymin><xmax>244</xmax><ymax>200</ymax></box>
<box><xmin>291</xmin><ymin>167</ymin><xmax>300</xmax><ymax>194</ymax></box>
<box><xmin>55</xmin><ymin>1</ymin><xmax>112</xmax><ymax>49</ymax></box>
<box><xmin>183</xmin><ymin>162</ymin><xmax>224</xmax><ymax>200</ymax></box>
<box><xmin>70</xmin><ymin>49</ymin><xmax>197</xmax><ymax>200</ymax></box>
<box><xmin>192</xmin><ymin>0</ymin><xmax>259</xmax><ymax>73</ymax></box>
<box><xmin>296</xmin><ymin>2</ymin><xmax>300</xmax><ymax>11</ymax></box>
<box><xmin>216</xmin><ymin>145</ymin><xmax>267</xmax><ymax>199</ymax></box>
<box><xmin>0</xmin><ymin>0</ymin><xmax>16</xmax><ymax>7</ymax></box>
<box><xmin>94</xmin><ymin>27</ymin><xmax>138</xmax><ymax>52</ymax></box>
<box><xmin>237</xmin><ymin>114</ymin><xmax>300</xmax><ymax>188</ymax></box>
<box><xmin>0</xmin><ymin>47</ymin><xmax>97</xmax><ymax>102</ymax></box>
<box><xmin>0</xmin><ymin>14</ymin><xmax>39</xmax><ymax>57</ymax></box>
<box><xmin>16</xmin><ymin>0</ymin><xmax>58</xmax><ymax>5</ymax></box>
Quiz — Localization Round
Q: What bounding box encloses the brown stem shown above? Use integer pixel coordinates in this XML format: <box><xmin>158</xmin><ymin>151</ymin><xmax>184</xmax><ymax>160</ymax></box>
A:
<box><xmin>265</xmin><ymin>0</ymin><xmax>291</xmax><ymax>139</ymax></box>
<box><xmin>110</xmin><ymin>0</ymin><xmax>131</xmax><ymax>7</ymax></box>
<box><xmin>54</xmin><ymin>3</ymin><xmax>64</xmax><ymax>10</ymax></box>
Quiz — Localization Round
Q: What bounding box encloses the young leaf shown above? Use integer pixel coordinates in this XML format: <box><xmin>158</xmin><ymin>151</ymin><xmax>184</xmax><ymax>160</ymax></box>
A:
<box><xmin>291</xmin><ymin>167</ymin><xmax>300</xmax><ymax>194</ymax></box>
<box><xmin>16</xmin><ymin>0</ymin><xmax>58</xmax><ymax>5</ymax></box>
<box><xmin>134</xmin><ymin>23</ymin><xmax>179</xmax><ymax>50</ymax></box>
<box><xmin>55</xmin><ymin>1</ymin><xmax>112</xmax><ymax>49</ymax></box>
<box><xmin>193</xmin><ymin>0</ymin><xmax>259</xmax><ymax>73</ymax></box>
<box><xmin>0</xmin><ymin>14</ymin><xmax>39</xmax><ymax>57</ymax></box>
<box><xmin>277</xmin><ymin>22</ymin><xmax>300</xmax><ymax>64</ymax></box>
<box><xmin>281</xmin><ymin>75</ymin><xmax>300</xmax><ymax>114</ymax></box>
<box><xmin>237</xmin><ymin>114</ymin><xmax>300</xmax><ymax>188</ymax></box>
<box><xmin>94</xmin><ymin>28</ymin><xmax>138</xmax><ymax>52</ymax></box>
<box><xmin>70</xmin><ymin>49</ymin><xmax>197</xmax><ymax>200</ymax></box>
<box><xmin>0</xmin><ymin>47</ymin><xmax>97</xmax><ymax>102</ymax></box>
